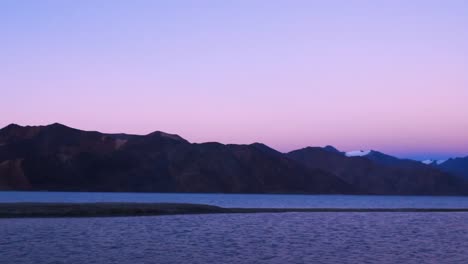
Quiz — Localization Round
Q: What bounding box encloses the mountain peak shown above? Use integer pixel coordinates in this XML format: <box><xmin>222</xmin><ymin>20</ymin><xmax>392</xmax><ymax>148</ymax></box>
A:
<box><xmin>2</xmin><ymin>123</ymin><xmax>72</xmax><ymax>132</ymax></box>
<box><xmin>1</xmin><ymin>123</ymin><xmax>22</xmax><ymax>130</ymax></box>
<box><xmin>323</xmin><ymin>145</ymin><xmax>341</xmax><ymax>153</ymax></box>
<box><xmin>48</xmin><ymin>122</ymin><xmax>67</xmax><ymax>127</ymax></box>
<box><xmin>250</xmin><ymin>142</ymin><xmax>282</xmax><ymax>156</ymax></box>
<box><xmin>43</xmin><ymin>122</ymin><xmax>76</xmax><ymax>130</ymax></box>
<box><xmin>146</xmin><ymin>131</ymin><xmax>188</xmax><ymax>143</ymax></box>
<box><xmin>0</xmin><ymin>123</ymin><xmax>42</xmax><ymax>141</ymax></box>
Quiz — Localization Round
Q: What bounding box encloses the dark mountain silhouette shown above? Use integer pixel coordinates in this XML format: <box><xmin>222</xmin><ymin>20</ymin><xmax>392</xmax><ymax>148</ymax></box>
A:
<box><xmin>365</xmin><ymin>150</ymin><xmax>436</xmax><ymax>169</ymax></box>
<box><xmin>0</xmin><ymin>123</ymin><xmax>353</xmax><ymax>194</ymax></box>
<box><xmin>436</xmin><ymin>157</ymin><xmax>468</xmax><ymax>180</ymax></box>
<box><xmin>287</xmin><ymin>147</ymin><xmax>467</xmax><ymax>195</ymax></box>
<box><xmin>323</xmin><ymin>145</ymin><xmax>343</xmax><ymax>154</ymax></box>
<box><xmin>0</xmin><ymin>123</ymin><xmax>466</xmax><ymax>195</ymax></box>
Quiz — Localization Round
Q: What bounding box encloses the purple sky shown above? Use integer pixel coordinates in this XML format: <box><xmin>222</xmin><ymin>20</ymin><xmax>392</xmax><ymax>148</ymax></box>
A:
<box><xmin>1</xmin><ymin>0</ymin><xmax>467</xmax><ymax>160</ymax></box>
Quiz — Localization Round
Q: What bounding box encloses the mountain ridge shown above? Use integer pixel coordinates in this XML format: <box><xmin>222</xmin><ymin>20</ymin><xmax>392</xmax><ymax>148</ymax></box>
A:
<box><xmin>0</xmin><ymin>123</ymin><xmax>467</xmax><ymax>195</ymax></box>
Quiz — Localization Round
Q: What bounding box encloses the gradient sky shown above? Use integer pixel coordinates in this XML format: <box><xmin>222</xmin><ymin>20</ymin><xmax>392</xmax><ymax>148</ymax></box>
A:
<box><xmin>1</xmin><ymin>0</ymin><xmax>467</xmax><ymax>160</ymax></box>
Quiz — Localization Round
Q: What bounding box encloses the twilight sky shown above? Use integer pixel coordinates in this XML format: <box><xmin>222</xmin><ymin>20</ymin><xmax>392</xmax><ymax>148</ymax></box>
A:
<box><xmin>1</xmin><ymin>0</ymin><xmax>467</xmax><ymax>160</ymax></box>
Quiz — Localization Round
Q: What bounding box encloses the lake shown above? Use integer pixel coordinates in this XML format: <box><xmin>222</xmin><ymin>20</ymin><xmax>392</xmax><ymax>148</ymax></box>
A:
<box><xmin>2</xmin><ymin>192</ymin><xmax>468</xmax><ymax>263</ymax></box>
<box><xmin>1</xmin><ymin>212</ymin><xmax>468</xmax><ymax>264</ymax></box>
<box><xmin>2</xmin><ymin>191</ymin><xmax>468</xmax><ymax>208</ymax></box>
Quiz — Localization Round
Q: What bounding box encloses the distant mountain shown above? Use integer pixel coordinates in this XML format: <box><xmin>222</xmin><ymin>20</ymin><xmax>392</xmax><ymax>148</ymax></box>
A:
<box><xmin>364</xmin><ymin>150</ymin><xmax>436</xmax><ymax>169</ymax></box>
<box><xmin>323</xmin><ymin>145</ymin><xmax>342</xmax><ymax>154</ymax></box>
<box><xmin>287</xmin><ymin>147</ymin><xmax>467</xmax><ymax>195</ymax></box>
<box><xmin>0</xmin><ymin>123</ymin><xmax>466</xmax><ymax>195</ymax></box>
<box><xmin>0</xmin><ymin>123</ymin><xmax>353</xmax><ymax>194</ymax></box>
<box><xmin>436</xmin><ymin>157</ymin><xmax>468</xmax><ymax>180</ymax></box>
<box><xmin>249</xmin><ymin>142</ymin><xmax>283</xmax><ymax>157</ymax></box>
<box><xmin>364</xmin><ymin>150</ymin><xmax>404</xmax><ymax>166</ymax></box>
<box><xmin>345</xmin><ymin>149</ymin><xmax>444</xmax><ymax>169</ymax></box>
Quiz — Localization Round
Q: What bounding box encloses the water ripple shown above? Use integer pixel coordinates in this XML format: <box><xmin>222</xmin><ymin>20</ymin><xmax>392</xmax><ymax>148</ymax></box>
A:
<box><xmin>1</xmin><ymin>213</ymin><xmax>468</xmax><ymax>264</ymax></box>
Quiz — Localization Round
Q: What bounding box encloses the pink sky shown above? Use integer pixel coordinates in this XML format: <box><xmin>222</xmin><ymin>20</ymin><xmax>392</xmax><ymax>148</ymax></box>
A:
<box><xmin>1</xmin><ymin>1</ymin><xmax>467</xmax><ymax>159</ymax></box>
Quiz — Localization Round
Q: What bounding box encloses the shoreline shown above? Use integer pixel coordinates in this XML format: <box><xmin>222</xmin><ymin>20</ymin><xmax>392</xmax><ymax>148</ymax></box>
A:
<box><xmin>1</xmin><ymin>203</ymin><xmax>468</xmax><ymax>218</ymax></box>
<box><xmin>1</xmin><ymin>190</ymin><xmax>467</xmax><ymax>197</ymax></box>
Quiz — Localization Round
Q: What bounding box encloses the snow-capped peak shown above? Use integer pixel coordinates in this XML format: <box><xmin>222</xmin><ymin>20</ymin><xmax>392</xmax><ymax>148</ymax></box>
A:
<box><xmin>421</xmin><ymin>159</ymin><xmax>447</xmax><ymax>165</ymax></box>
<box><xmin>345</xmin><ymin>150</ymin><xmax>371</xmax><ymax>157</ymax></box>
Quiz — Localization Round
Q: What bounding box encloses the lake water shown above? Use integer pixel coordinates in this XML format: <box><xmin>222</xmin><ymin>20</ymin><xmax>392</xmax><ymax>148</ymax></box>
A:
<box><xmin>2</xmin><ymin>192</ymin><xmax>468</xmax><ymax>263</ymax></box>
<box><xmin>1</xmin><ymin>212</ymin><xmax>468</xmax><ymax>264</ymax></box>
<box><xmin>2</xmin><ymin>191</ymin><xmax>468</xmax><ymax>208</ymax></box>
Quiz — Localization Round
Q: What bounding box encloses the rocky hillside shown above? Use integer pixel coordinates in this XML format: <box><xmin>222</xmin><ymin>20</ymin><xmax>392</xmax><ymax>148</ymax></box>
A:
<box><xmin>0</xmin><ymin>123</ymin><xmax>353</xmax><ymax>194</ymax></box>
<box><xmin>287</xmin><ymin>147</ymin><xmax>467</xmax><ymax>195</ymax></box>
<box><xmin>0</xmin><ymin>123</ymin><xmax>466</xmax><ymax>195</ymax></box>
<box><xmin>436</xmin><ymin>157</ymin><xmax>468</xmax><ymax>180</ymax></box>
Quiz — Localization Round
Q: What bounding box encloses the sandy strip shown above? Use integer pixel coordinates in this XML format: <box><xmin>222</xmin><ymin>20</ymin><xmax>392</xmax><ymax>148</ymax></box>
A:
<box><xmin>1</xmin><ymin>203</ymin><xmax>468</xmax><ymax>218</ymax></box>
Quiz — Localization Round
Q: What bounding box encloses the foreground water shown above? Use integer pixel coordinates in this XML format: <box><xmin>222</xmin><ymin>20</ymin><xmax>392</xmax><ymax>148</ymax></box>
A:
<box><xmin>1</xmin><ymin>212</ymin><xmax>467</xmax><ymax>264</ymax></box>
<box><xmin>2</xmin><ymin>191</ymin><xmax>468</xmax><ymax>208</ymax></box>
<box><xmin>2</xmin><ymin>192</ymin><xmax>468</xmax><ymax>263</ymax></box>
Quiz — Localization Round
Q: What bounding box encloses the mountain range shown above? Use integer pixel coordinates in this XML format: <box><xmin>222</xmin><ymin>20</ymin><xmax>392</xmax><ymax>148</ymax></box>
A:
<box><xmin>0</xmin><ymin>123</ymin><xmax>467</xmax><ymax>195</ymax></box>
<box><xmin>431</xmin><ymin>157</ymin><xmax>468</xmax><ymax>181</ymax></box>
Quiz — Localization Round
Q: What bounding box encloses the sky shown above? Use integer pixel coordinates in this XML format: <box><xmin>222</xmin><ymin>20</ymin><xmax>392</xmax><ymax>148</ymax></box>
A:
<box><xmin>1</xmin><ymin>0</ymin><xmax>467</xmax><ymax>160</ymax></box>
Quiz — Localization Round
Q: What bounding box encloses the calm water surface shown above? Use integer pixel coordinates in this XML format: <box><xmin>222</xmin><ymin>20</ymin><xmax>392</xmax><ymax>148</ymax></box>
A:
<box><xmin>1</xmin><ymin>213</ymin><xmax>468</xmax><ymax>264</ymax></box>
<box><xmin>2</xmin><ymin>191</ymin><xmax>468</xmax><ymax>208</ymax></box>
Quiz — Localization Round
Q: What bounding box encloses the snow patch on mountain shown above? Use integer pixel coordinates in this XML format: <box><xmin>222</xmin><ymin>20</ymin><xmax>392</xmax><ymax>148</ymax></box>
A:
<box><xmin>421</xmin><ymin>159</ymin><xmax>447</xmax><ymax>165</ymax></box>
<box><xmin>345</xmin><ymin>150</ymin><xmax>371</xmax><ymax>157</ymax></box>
